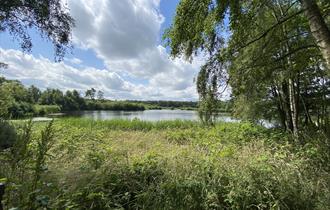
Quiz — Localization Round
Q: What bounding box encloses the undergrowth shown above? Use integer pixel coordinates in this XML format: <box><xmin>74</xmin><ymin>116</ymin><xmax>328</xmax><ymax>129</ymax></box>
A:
<box><xmin>0</xmin><ymin>119</ymin><xmax>329</xmax><ymax>209</ymax></box>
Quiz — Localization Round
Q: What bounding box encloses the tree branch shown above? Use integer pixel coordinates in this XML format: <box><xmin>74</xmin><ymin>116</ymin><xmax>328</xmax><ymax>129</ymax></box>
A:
<box><xmin>236</xmin><ymin>9</ymin><xmax>305</xmax><ymax>51</ymax></box>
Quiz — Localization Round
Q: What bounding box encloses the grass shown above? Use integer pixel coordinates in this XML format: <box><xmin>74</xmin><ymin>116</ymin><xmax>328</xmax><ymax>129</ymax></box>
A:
<box><xmin>1</xmin><ymin>119</ymin><xmax>329</xmax><ymax>209</ymax></box>
<box><xmin>58</xmin><ymin>117</ymin><xmax>202</xmax><ymax>131</ymax></box>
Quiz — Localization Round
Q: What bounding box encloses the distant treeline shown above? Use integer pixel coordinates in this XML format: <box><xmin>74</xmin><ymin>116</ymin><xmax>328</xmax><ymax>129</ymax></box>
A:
<box><xmin>0</xmin><ymin>77</ymin><xmax>145</xmax><ymax>118</ymax></box>
<box><xmin>0</xmin><ymin>77</ymin><xmax>232</xmax><ymax>118</ymax></box>
<box><xmin>127</xmin><ymin>100</ymin><xmax>198</xmax><ymax>110</ymax></box>
<box><xmin>85</xmin><ymin>100</ymin><xmax>145</xmax><ymax>112</ymax></box>
<box><xmin>128</xmin><ymin>100</ymin><xmax>232</xmax><ymax>112</ymax></box>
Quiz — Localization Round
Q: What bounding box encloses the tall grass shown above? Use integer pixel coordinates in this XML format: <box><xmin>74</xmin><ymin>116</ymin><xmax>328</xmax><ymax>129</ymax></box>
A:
<box><xmin>1</xmin><ymin>119</ymin><xmax>329</xmax><ymax>209</ymax></box>
<box><xmin>59</xmin><ymin>117</ymin><xmax>203</xmax><ymax>131</ymax></box>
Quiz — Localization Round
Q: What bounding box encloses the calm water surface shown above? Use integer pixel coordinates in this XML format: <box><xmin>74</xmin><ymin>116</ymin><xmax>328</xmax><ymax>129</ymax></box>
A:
<box><xmin>65</xmin><ymin>110</ymin><xmax>237</xmax><ymax>122</ymax></box>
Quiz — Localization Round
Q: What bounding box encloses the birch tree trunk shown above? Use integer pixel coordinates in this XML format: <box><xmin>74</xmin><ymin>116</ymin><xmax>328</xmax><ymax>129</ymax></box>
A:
<box><xmin>300</xmin><ymin>0</ymin><xmax>330</xmax><ymax>70</ymax></box>
<box><xmin>288</xmin><ymin>78</ymin><xmax>299</xmax><ymax>138</ymax></box>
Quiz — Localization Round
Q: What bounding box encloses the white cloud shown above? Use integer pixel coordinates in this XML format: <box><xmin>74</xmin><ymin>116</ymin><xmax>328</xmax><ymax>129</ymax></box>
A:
<box><xmin>1</xmin><ymin>49</ymin><xmax>131</xmax><ymax>97</ymax></box>
<box><xmin>68</xmin><ymin>0</ymin><xmax>163</xmax><ymax>60</ymax></box>
<box><xmin>0</xmin><ymin>48</ymin><xmax>199</xmax><ymax>100</ymax></box>
<box><xmin>1</xmin><ymin>0</ymin><xmax>203</xmax><ymax>101</ymax></box>
<box><xmin>66</xmin><ymin>0</ymin><xmax>202</xmax><ymax>99</ymax></box>
<box><xmin>64</xmin><ymin>57</ymin><xmax>83</xmax><ymax>65</ymax></box>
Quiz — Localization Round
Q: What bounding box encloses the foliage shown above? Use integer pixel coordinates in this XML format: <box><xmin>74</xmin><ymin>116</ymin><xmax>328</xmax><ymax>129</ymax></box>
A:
<box><xmin>85</xmin><ymin>88</ymin><xmax>96</xmax><ymax>100</ymax></box>
<box><xmin>0</xmin><ymin>120</ymin><xmax>17</xmax><ymax>150</ymax></box>
<box><xmin>1</xmin><ymin>119</ymin><xmax>329</xmax><ymax>209</ymax></box>
<box><xmin>165</xmin><ymin>0</ymin><xmax>330</xmax><ymax>136</ymax></box>
<box><xmin>197</xmin><ymin>65</ymin><xmax>223</xmax><ymax>125</ymax></box>
<box><xmin>0</xmin><ymin>0</ymin><xmax>74</xmax><ymax>61</ymax></box>
<box><xmin>165</xmin><ymin>0</ymin><xmax>330</xmax><ymax>67</ymax></box>
<box><xmin>0</xmin><ymin>120</ymin><xmax>55</xmax><ymax>209</ymax></box>
<box><xmin>128</xmin><ymin>100</ymin><xmax>199</xmax><ymax>110</ymax></box>
<box><xmin>0</xmin><ymin>88</ymin><xmax>14</xmax><ymax>117</ymax></box>
<box><xmin>85</xmin><ymin>100</ymin><xmax>146</xmax><ymax>111</ymax></box>
<box><xmin>97</xmin><ymin>90</ymin><xmax>104</xmax><ymax>101</ymax></box>
<box><xmin>34</xmin><ymin>105</ymin><xmax>61</xmax><ymax>116</ymax></box>
<box><xmin>1</xmin><ymin>76</ymin><xmax>232</xmax><ymax>119</ymax></box>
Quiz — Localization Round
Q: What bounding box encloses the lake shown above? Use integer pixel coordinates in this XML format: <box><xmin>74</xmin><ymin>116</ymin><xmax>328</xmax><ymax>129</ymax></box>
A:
<box><xmin>62</xmin><ymin>110</ymin><xmax>237</xmax><ymax>122</ymax></box>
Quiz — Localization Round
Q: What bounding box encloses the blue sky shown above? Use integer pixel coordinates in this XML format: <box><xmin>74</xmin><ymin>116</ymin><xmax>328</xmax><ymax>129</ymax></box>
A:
<box><xmin>0</xmin><ymin>0</ymin><xmax>205</xmax><ymax>101</ymax></box>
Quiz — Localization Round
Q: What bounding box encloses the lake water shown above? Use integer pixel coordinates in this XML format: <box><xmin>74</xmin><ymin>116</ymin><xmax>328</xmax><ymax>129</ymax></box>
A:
<box><xmin>64</xmin><ymin>110</ymin><xmax>238</xmax><ymax>122</ymax></box>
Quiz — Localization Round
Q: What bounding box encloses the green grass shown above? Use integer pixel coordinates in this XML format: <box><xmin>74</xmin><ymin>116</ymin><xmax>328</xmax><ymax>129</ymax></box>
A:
<box><xmin>59</xmin><ymin>117</ymin><xmax>202</xmax><ymax>131</ymax></box>
<box><xmin>1</xmin><ymin>119</ymin><xmax>329</xmax><ymax>209</ymax></box>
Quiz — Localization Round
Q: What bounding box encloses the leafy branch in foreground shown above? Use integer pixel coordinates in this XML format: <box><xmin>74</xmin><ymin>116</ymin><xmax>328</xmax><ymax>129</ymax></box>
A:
<box><xmin>0</xmin><ymin>0</ymin><xmax>75</xmax><ymax>61</ymax></box>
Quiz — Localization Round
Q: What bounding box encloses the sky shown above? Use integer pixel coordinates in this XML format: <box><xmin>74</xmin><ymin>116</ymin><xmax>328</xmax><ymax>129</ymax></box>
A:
<box><xmin>0</xmin><ymin>0</ymin><xmax>206</xmax><ymax>101</ymax></box>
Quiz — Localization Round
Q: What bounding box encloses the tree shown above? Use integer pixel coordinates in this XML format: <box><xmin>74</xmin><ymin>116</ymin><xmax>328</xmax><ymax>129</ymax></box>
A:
<box><xmin>197</xmin><ymin>64</ymin><xmax>221</xmax><ymax>125</ymax></box>
<box><xmin>0</xmin><ymin>86</ymin><xmax>14</xmax><ymax>117</ymax></box>
<box><xmin>39</xmin><ymin>88</ymin><xmax>64</xmax><ymax>105</ymax></box>
<box><xmin>97</xmin><ymin>90</ymin><xmax>104</xmax><ymax>101</ymax></box>
<box><xmin>0</xmin><ymin>78</ymin><xmax>36</xmax><ymax>118</ymax></box>
<box><xmin>63</xmin><ymin>90</ymin><xmax>79</xmax><ymax>110</ymax></box>
<box><xmin>0</xmin><ymin>80</ymin><xmax>29</xmax><ymax>102</ymax></box>
<box><xmin>300</xmin><ymin>0</ymin><xmax>330</xmax><ymax>69</ymax></box>
<box><xmin>166</xmin><ymin>0</ymin><xmax>330</xmax><ymax>137</ymax></box>
<box><xmin>0</xmin><ymin>0</ymin><xmax>75</xmax><ymax>61</ymax></box>
<box><xmin>0</xmin><ymin>1</ymin><xmax>74</xmax><ymax>117</ymax></box>
<box><xmin>27</xmin><ymin>85</ymin><xmax>41</xmax><ymax>103</ymax></box>
<box><xmin>85</xmin><ymin>88</ymin><xmax>96</xmax><ymax>100</ymax></box>
<box><xmin>63</xmin><ymin>90</ymin><xmax>85</xmax><ymax>110</ymax></box>
<box><xmin>165</xmin><ymin>0</ymin><xmax>330</xmax><ymax>70</ymax></box>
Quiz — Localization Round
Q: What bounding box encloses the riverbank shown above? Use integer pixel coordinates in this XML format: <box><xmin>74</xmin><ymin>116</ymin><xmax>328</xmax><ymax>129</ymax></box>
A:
<box><xmin>1</xmin><ymin>119</ymin><xmax>329</xmax><ymax>209</ymax></box>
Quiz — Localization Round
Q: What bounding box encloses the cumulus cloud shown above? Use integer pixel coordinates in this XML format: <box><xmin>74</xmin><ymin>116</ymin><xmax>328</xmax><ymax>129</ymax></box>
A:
<box><xmin>66</xmin><ymin>0</ymin><xmax>202</xmax><ymax>99</ymax></box>
<box><xmin>0</xmin><ymin>48</ymin><xmax>199</xmax><ymax>100</ymax></box>
<box><xmin>1</xmin><ymin>0</ymin><xmax>203</xmax><ymax>100</ymax></box>
<box><xmin>68</xmin><ymin>0</ymin><xmax>163</xmax><ymax>60</ymax></box>
<box><xmin>64</xmin><ymin>57</ymin><xmax>83</xmax><ymax>65</ymax></box>
<box><xmin>1</xmin><ymin>49</ymin><xmax>131</xmax><ymax>96</ymax></box>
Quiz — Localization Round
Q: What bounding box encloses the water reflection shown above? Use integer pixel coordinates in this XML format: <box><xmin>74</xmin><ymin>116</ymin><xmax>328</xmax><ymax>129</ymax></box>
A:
<box><xmin>66</xmin><ymin>110</ymin><xmax>237</xmax><ymax>122</ymax></box>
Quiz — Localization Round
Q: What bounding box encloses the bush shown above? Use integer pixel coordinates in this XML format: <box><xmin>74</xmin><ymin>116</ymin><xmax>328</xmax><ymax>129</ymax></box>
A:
<box><xmin>0</xmin><ymin>120</ymin><xmax>17</xmax><ymax>150</ymax></box>
<box><xmin>7</xmin><ymin>102</ymin><xmax>35</xmax><ymax>118</ymax></box>
<box><xmin>0</xmin><ymin>120</ymin><xmax>56</xmax><ymax>209</ymax></box>
<box><xmin>34</xmin><ymin>105</ymin><xmax>61</xmax><ymax>116</ymax></box>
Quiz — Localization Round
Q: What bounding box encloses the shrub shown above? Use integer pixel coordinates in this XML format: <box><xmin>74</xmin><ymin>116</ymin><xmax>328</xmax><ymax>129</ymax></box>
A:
<box><xmin>0</xmin><ymin>120</ymin><xmax>56</xmax><ymax>209</ymax></box>
<box><xmin>34</xmin><ymin>105</ymin><xmax>61</xmax><ymax>116</ymax></box>
<box><xmin>8</xmin><ymin>102</ymin><xmax>34</xmax><ymax>118</ymax></box>
<box><xmin>0</xmin><ymin>120</ymin><xmax>17</xmax><ymax>150</ymax></box>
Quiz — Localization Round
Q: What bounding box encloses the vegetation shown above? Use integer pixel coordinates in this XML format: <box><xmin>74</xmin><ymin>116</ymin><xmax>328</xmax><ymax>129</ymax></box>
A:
<box><xmin>0</xmin><ymin>119</ymin><xmax>329</xmax><ymax>209</ymax></box>
<box><xmin>0</xmin><ymin>0</ymin><xmax>74</xmax><ymax>62</ymax></box>
<box><xmin>165</xmin><ymin>0</ymin><xmax>330</xmax><ymax>137</ymax></box>
<box><xmin>84</xmin><ymin>100</ymin><xmax>146</xmax><ymax>111</ymax></box>
<box><xmin>33</xmin><ymin>105</ymin><xmax>61</xmax><ymax>116</ymax></box>
<box><xmin>128</xmin><ymin>100</ymin><xmax>198</xmax><ymax>110</ymax></box>
<box><xmin>1</xmin><ymin>0</ymin><xmax>329</xmax><ymax>209</ymax></box>
<box><xmin>0</xmin><ymin>120</ymin><xmax>17</xmax><ymax>150</ymax></box>
<box><xmin>3</xmin><ymin>77</ymin><xmax>234</xmax><ymax>118</ymax></box>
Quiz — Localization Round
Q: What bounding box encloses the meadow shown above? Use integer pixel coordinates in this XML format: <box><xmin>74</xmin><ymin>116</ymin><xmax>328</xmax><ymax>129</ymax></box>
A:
<box><xmin>1</xmin><ymin>118</ymin><xmax>329</xmax><ymax>209</ymax></box>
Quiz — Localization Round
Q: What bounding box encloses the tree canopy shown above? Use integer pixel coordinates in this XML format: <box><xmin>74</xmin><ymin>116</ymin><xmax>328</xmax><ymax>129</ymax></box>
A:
<box><xmin>165</xmin><ymin>0</ymin><xmax>330</xmax><ymax>137</ymax></box>
<box><xmin>165</xmin><ymin>0</ymin><xmax>329</xmax><ymax>68</ymax></box>
<box><xmin>0</xmin><ymin>0</ymin><xmax>75</xmax><ymax>61</ymax></box>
